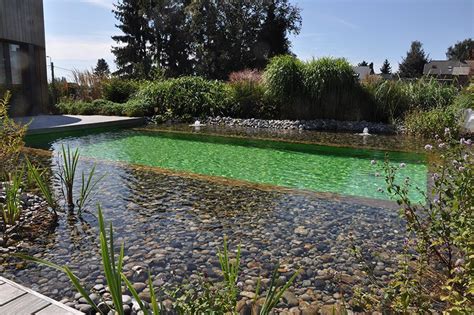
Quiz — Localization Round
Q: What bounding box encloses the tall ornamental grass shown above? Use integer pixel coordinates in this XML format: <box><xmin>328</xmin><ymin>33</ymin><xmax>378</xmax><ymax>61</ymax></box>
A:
<box><xmin>263</xmin><ymin>55</ymin><xmax>374</xmax><ymax>120</ymax></box>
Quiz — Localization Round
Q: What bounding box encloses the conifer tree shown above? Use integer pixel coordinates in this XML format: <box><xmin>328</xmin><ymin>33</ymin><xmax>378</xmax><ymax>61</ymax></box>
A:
<box><xmin>112</xmin><ymin>0</ymin><xmax>154</xmax><ymax>78</ymax></box>
<box><xmin>380</xmin><ymin>59</ymin><xmax>392</xmax><ymax>74</ymax></box>
<box><xmin>94</xmin><ymin>58</ymin><xmax>110</xmax><ymax>77</ymax></box>
<box><xmin>399</xmin><ymin>41</ymin><xmax>429</xmax><ymax>78</ymax></box>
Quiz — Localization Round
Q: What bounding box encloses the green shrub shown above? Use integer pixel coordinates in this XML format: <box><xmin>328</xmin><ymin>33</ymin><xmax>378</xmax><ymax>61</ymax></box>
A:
<box><xmin>228</xmin><ymin>80</ymin><xmax>277</xmax><ymax>119</ymax></box>
<box><xmin>103</xmin><ymin>78</ymin><xmax>139</xmax><ymax>103</ymax></box>
<box><xmin>403</xmin><ymin>104</ymin><xmax>463</xmax><ymax>137</ymax></box>
<box><xmin>92</xmin><ymin>99</ymin><xmax>124</xmax><ymax>116</ymax></box>
<box><xmin>131</xmin><ymin>76</ymin><xmax>232</xmax><ymax>121</ymax></box>
<box><xmin>56</xmin><ymin>100</ymin><xmax>96</xmax><ymax>115</ymax></box>
<box><xmin>403</xmin><ymin>90</ymin><xmax>470</xmax><ymax>138</ymax></box>
<box><xmin>122</xmin><ymin>99</ymin><xmax>151</xmax><ymax>117</ymax></box>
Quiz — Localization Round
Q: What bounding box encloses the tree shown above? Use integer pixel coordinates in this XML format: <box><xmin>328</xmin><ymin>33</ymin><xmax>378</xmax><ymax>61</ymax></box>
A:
<box><xmin>399</xmin><ymin>41</ymin><xmax>429</xmax><ymax>78</ymax></box>
<box><xmin>94</xmin><ymin>58</ymin><xmax>110</xmax><ymax>77</ymax></box>
<box><xmin>112</xmin><ymin>0</ymin><xmax>154</xmax><ymax>79</ymax></box>
<box><xmin>255</xmin><ymin>0</ymin><xmax>302</xmax><ymax>68</ymax></box>
<box><xmin>369</xmin><ymin>62</ymin><xmax>374</xmax><ymax>75</ymax></box>
<box><xmin>380</xmin><ymin>59</ymin><xmax>392</xmax><ymax>74</ymax></box>
<box><xmin>358</xmin><ymin>61</ymin><xmax>368</xmax><ymax>67</ymax></box>
<box><xmin>149</xmin><ymin>0</ymin><xmax>193</xmax><ymax>77</ymax></box>
<box><xmin>446</xmin><ymin>38</ymin><xmax>474</xmax><ymax>61</ymax></box>
<box><xmin>112</xmin><ymin>0</ymin><xmax>301</xmax><ymax>80</ymax></box>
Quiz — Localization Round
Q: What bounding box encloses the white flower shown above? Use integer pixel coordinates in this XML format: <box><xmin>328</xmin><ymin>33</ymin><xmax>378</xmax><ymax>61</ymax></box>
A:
<box><xmin>438</xmin><ymin>143</ymin><xmax>446</xmax><ymax>149</ymax></box>
<box><xmin>399</xmin><ymin>163</ymin><xmax>406</xmax><ymax>168</ymax></box>
<box><xmin>370</xmin><ymin>160</ymin><xmax>377</xmax><ymax>165</ymax></box>
<box><xmin>424</xmin><ymin>144</ymin><xmax>433</xmax><ymax>151</ymax></box>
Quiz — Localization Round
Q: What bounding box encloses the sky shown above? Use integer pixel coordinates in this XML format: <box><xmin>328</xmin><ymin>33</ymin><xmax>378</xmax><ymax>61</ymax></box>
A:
<box><xmin>43</xmin><ymin>0</ymin><xmax>473</xmax><ymax>80</ymax></box>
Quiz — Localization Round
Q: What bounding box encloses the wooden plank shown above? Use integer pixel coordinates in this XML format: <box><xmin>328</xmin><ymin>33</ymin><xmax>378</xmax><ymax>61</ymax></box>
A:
<box><xmin>0</xmin><ymin>282</ymin><xmax>27</xmax><ymax>306</ymax></box>
<box><xmin>36</xmin><ymin>303</ymin><xmax>79</xmax><ymax>315</ymax></box>
<box><xmin>0</xmin><ymin>277</ymin><xmax>83</xmax><ymax>314</ymax></box>
<box><xmin>0</xmin><ymin>293</ymin><xmax>50</xmax><ymax>314</ymax></box>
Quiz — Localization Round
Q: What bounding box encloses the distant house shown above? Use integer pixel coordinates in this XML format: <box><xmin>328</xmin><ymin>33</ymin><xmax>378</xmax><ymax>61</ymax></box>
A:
<box><xmin>423</xmin><ymin>60</ymin><xmax>471</xmax><ymax>84</ymax></box>
<box><xmin>0</xmin><ymin>0</ymin><xmax>48</xmax><ymax>116</ymax></box>
<box><xmin>353</xmin><ymin>66</ymin><xmax>371</xmax><ymax>81</ymax></box>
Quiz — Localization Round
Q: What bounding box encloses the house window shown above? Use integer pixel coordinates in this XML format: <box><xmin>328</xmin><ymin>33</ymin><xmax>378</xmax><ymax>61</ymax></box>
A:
<box><xmin>9</xmin><ymin>44</ymin><xmax>22</xmax><ymax>84</ymax></box>
<box><xmin>0</xmin><ymin>44</ymin><xmax>6</xmax><ymax>85</ymax></box>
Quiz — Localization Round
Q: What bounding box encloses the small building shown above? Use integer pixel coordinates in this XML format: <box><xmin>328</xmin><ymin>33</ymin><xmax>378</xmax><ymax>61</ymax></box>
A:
<box><xmin>0</xmin><ymin>0</ymin><xmax>48</xmax><ymax>116</ymax></box>
<box><xmin>423</xmin><ymin>60</ymin><xmax>471</xmax><ymax>85</ymax></box>
<box><xmin>353</xmin><ymin>66</ymin><xmax>371</xmax><ymax>81</ymax></box>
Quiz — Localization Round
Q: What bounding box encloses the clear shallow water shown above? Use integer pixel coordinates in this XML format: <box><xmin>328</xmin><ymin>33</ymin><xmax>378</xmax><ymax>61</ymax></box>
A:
<box><xmin>26</xmin><ymin>128</ymin><xmax>427</xmax><ymax>201</ymax></box>
<box><xmin>4</xmin><ymin>127</ymin><xmax>420</xmax><ymax>307</ymax></box>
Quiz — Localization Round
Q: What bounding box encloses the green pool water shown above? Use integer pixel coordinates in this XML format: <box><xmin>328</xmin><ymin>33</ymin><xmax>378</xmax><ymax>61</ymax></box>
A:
<box><xmin>26</xmin><ymin>129</ymin><xmax>427</xmax><ymax>201</ymax></box>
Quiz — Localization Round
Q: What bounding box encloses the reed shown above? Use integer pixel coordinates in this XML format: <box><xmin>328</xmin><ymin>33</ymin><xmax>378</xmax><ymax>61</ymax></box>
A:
<box><xmin>1</xmin><ymin>170</ymin><xmax>23</xmax><ymax>227</ymax></box>
<box><xmin>57</xmin><ymin>145</ymin><xmax>103</xmax><ymax>213</ymax></box>
<box><xmin>25</xmin><ymin>158</ymin><xmax>57</xmax><ymax>217</ymax></box>
<box><xmin>77</xmin><ymin>165</ymin><xmax>105</xmax><ymax>215</ymax></box>
<box><xmin>58</xmin><ymin>145</ymin><xmax>79</xmax><ymax>209</ymax></box>
<box><xmin>217</xmin><ymin>235</ymin><xmax>241</xmax><ymax>306</ymax></box>
<box><xmin>259</xmin><ymin>264</ymin><xmax>299</xmax><ymax>315</ymax></box>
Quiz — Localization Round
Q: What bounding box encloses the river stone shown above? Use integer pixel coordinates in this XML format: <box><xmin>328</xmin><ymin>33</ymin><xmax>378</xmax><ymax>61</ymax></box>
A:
<box><xmin>282</xmin><ymin>291</ymin><xmax>299</xmax><ymax>307</ymax></box>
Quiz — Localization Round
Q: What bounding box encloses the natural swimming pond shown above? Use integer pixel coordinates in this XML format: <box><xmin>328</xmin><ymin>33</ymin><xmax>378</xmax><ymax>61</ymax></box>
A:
<box><xmin>26</xmin><ymin>128</ymin><xmax>427</xmax><ymax>202</ymax></box>
<box><xmin>2</xmin><ymin>126</ymin><xmax>424</xmax><ymax>308</ymax></box>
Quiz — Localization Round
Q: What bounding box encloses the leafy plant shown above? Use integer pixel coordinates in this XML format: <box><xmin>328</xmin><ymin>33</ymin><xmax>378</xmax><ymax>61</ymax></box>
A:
<box><xmin>103</xmin><ymin>78</ymin><xmax>139</xmax><ymax>103</ymax></box>
<box><xmin>352</xmin><ymin>131</ymin><xmax>473</xmax><ymax>312</ymax></box>
<box><xmin>130</xmin><ymin>76</ymin><xmax>233</xmax><ymax>121</ymax></box>
<box><xmin>0</xmin><ymin>91</ymin><xmax>27</xmax><ymax>178</ymax></box>
<box><xmin>403</xmin><ymin>104</ymin><xmax>463</xmax><ymax>138</ymax></box>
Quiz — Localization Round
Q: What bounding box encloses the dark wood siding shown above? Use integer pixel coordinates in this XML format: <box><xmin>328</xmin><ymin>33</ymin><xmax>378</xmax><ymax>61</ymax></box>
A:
<box><xmin>0</xmin><ymin>0</ymin><xmax>46</xmax><ymax>48</ymax></box>
<box><xmin>0</xmin><ymin>0</ymin><xmax>48</xmax><ymax>116</ymax></box>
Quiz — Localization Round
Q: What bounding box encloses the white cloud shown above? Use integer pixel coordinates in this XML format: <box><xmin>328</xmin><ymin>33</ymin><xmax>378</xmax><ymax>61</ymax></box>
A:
<box><xmin>45</xmin><ymin>35</ymin><xmax>116</xmax><ymax>80</ymax></box>
<box><xmin>46</xmin><ymin>35</ymin><xmax>114</xmax><ymax>61</ymax></box>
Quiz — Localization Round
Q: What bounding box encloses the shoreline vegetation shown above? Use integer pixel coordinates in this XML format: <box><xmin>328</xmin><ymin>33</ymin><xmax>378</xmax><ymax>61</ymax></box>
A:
<box><xmin>52</xmin><ymin>56</ymin><xmax>473</xmax><ymax>138</ymax></box>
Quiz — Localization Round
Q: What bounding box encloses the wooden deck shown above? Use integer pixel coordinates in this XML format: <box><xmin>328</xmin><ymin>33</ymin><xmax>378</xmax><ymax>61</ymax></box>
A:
<box><xmin>0</xmin><ymin>277</ymin><xmax>83</xmax><ymax>315</ymax></box>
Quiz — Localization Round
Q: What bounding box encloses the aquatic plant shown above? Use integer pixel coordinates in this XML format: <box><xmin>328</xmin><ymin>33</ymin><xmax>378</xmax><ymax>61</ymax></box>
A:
<box><xmin>77</xmin><ymin>164</ymin><xmax>104</xmax><ymax>214</ymax></box>
<box><xmin>57</xmin><ymin>145</ymin><xmax>103</xmax><ymax>213</ymax></box>
<box><xmin>13</xmin><ymin>206</ymin><xmax>159</xmax><ymax>315</ymax></box>
<box><xmin>1</xmin><ymin>170</ymin><xmax>23</xmax><ymax>230</ymax></box>
<box><xmin>58</xmin><ymin>145</ymin><xmax>79</xmax><ymax>209</ymax></box>
<box><xmin>217</xmin><ymin>235</ymin><xmax>241</xmax><ymax>306</ymax></box>
<box><xmin>25</xmin><ymin>158</ymin><xmax>57</xmax><ymax>218</ymax></box>
<box><xmin>259</xmin><ymin>265</ymin><xmax>299</xmax><ymax>315</ymax></box>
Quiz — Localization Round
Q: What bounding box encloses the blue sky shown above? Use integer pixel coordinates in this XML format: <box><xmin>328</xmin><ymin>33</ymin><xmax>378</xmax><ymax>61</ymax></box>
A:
<box><xmin>43</xmin><ymin>0</ymin><xmax>473</xmax><ymax>80</ymax></box>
